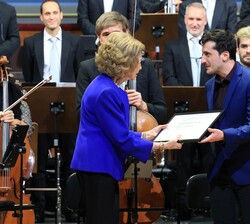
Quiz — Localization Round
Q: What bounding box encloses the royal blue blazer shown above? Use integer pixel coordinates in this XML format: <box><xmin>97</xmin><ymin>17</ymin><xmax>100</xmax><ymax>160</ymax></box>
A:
<box><xmin>71</xmin><ymin>74</ymin><xmax>153</xmax><ymax>181</ymax></box>
<box><xmin>206</xmin><ymin>62</ymin><xmax>250</xmax><ymax>185</ymax></box>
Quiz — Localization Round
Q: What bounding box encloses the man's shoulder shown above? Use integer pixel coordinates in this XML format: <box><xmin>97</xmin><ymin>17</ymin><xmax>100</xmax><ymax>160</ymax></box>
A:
<box><xmin>24</xmin><ymin>31</ymin><xmax>43</xmax><ymax>43</ymax></box>
<box><xmin>0</xmin><ymin>2</ymin><xmax>15</xmax><ymax>11</ymax></box>
<box><xmin>80</xmin><ymin>58</ymin><xmax>95</xmax><ymax>67</ymax></box>
<box><xmin>238</xmin><ymin>63</ymin><xmax>250</xmax><ymax>78</ymax></box>
<box><xmin>62</xmin><ymin>30</ymin><xmax>81</xmax><ymax>41</ymax></box>
<box><xmin>225</xmin><ymin>0</ymin><xmax>237</xmax><ymax>6</ymax></box>
<box><xmin>165</xmin><ymin>38</ymin><xmax>186</xmax><ymax>49</ymax></box>
<box><xmin>180</xmin><ymin>0</ymin><xmax>199</xmax><ymax>8</ymax></box>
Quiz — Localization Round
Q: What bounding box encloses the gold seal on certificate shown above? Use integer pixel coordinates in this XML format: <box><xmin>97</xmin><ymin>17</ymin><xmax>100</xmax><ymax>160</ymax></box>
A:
<box><xmin>154</xmin><ymin>111</ymin><xmax>223</xmax><ymax>143</ymax></box>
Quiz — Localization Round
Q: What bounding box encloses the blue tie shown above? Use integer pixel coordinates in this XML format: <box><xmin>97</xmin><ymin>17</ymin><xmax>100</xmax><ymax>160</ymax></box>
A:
<box><xmin>190</xmin><ymin>37</ymin><xmax>201</xmax><ymax>87</ymax></box>
<box><xmin>50</xmin><ymin>37</ymin><xmax>60</xmax><ymax>83</ymax></box>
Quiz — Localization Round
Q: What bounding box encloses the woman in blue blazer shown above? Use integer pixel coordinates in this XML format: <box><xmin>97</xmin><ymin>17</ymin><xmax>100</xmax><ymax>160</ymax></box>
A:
<box><xmin>71</xmin><ymin>32</ymin><xmax>182</xmax><ymax>224</ymax></box>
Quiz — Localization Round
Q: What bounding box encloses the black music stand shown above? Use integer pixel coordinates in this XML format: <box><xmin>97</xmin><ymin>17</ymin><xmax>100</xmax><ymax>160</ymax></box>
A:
<box><xmin>23</xmin><ymin>86</ymin><xmax>78</xmax><ymax>224</ymax></box>
<box><xmin>0</xmin><ymin>125</ymin><xmax>29</xmax><ymax>224</ymax></box>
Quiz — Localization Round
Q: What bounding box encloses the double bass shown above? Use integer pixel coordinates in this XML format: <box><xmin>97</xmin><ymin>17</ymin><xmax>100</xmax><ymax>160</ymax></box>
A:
<box><xmin>119</xmin><ymin>110</ymin><xmax>165</xmax><ymax>224</ymax></box>
<box><xmin>0</xmin><ymin>56</ymin><xmax>34</xmax><ymax>224</ymax></box>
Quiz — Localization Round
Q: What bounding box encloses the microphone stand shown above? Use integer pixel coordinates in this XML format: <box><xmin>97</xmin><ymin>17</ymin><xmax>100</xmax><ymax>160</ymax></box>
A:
<box><xmin>50</xmin><ymin>102</ymin><xmax>65</xmax><ymax>224</ymax></box>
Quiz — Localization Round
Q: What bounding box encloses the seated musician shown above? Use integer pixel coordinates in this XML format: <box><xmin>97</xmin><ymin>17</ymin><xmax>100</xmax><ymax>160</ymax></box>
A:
<box><xmin>0</xmin><ymin>65</ymin><xmax>27</xmax><ymax>127</ymax></box>
<box><xmin>0</xmin><ymin>55</ymin><xmax>33</xmax><ymax>167</ymax></box>
<box><xmin>76</xmin><ymin>11</ymin><xmax>167</xmax><ymax>125</ymax></box>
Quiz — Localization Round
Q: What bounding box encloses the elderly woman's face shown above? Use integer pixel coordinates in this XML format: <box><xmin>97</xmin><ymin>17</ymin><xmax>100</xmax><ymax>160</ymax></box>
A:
<box><xmin>127</xmin><ymin>54</ymin><xmax>142</xmax><ymax>80</ymax></box>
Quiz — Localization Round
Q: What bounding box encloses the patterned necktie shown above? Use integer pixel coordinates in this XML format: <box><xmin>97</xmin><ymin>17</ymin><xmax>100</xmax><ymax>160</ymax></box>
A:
<box><xmin>190</xmin><ymin>37</ymin><xmax>201</xmax><ymax>87</ymax></box>
<box><xmin>49</xmin><ymin>37</ymin><xmax>60</xmax><ymax>83</ymax></box>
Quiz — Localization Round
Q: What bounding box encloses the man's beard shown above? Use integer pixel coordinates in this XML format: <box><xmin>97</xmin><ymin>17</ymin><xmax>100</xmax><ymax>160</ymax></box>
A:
<box><xmin>241</xmin><ymin>55</ymin><xmax>250</xmax><ymax>68</ymax></box>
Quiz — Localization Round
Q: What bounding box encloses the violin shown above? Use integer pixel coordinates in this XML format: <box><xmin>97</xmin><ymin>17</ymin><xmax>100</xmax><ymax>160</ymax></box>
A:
<box><xmin>0</xmin><ymin>56</ymin><xmax>50</xmax><ymax>224</ymax></box>
<box><xmin>119</xmin><ymin>110</ymin><xmax>165</xmax><ymax>224</ymax></box>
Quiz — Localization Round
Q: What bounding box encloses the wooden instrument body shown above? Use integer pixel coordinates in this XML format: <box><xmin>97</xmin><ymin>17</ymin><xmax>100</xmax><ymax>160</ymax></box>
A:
<box><xmin>119</xmin><ymin>110</ymin><xmax>165</xmax><ymax>224</ymax></box>
<box><xmin>0</xmin><ymin>131</ymin><xmax>35</xmax><ymax>224</ymax></box>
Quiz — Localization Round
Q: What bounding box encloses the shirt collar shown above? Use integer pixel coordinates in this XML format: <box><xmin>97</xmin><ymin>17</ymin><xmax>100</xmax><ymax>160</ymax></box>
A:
<box><xmin>44</xmin><ymin>27</ymin><xmax>62</xmax><ymax>41</ymax></box>
<box><xmin>215</xmin><ymin>62</ymin><xmax>236</xmax><ymax>84</ymax></box>
<box><xmin>187</xmin><ymin>32</ymin><xmax>203</xmax><ymax>42</ymax></box>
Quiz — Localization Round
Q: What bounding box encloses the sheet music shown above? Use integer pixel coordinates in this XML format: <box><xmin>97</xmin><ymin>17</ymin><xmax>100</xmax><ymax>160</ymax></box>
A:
<box><xmin>56</xmin><ymin>82</ymin><xmax>76</xmax><ymax>87</ymax></box>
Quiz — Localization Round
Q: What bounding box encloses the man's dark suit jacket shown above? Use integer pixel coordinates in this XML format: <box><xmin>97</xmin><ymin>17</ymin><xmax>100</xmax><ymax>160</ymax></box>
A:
<box><xmin>139</xmin><ymin>0</ymin><xmax>165</xmax><ymax>13</ymax></box>
<box><xmin>22</xmin><ymin>30</ymin><xmax>83</xmax><ymax>82</ymax></box>
<box><xmin>77</xmin><ymin>0</ymin><xmax>140</xmax><ymax>35</ymax></box>
<box><xmin>162</xmin><ymin>37</ymin><xmax>210</xmax><ymax>86</ymax></box>
<box><xmin>76</xmin><ymin>57</ymin><xmax>167</xmax><ymax>124</ymax></box>
<box><xmin>178</xmin><ymin>0</ymin><xmax>237</xmax><ymax>37</ymax></box>
<box><xmin>240</xmin><ymin>0</ymin><xmax>250</xmax><ymax>21</ymax></box>
<box><xmin>0</xmin><ymin>2</ymin><xmax>20</xmax><ymax>58</ymax></box>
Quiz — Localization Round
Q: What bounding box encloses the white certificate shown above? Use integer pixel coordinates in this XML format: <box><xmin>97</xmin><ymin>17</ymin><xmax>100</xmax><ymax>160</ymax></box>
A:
<box><xmin>154</xmin><ymin>111</ymin><xmax>223</xmax><ymax>143</ymax></box>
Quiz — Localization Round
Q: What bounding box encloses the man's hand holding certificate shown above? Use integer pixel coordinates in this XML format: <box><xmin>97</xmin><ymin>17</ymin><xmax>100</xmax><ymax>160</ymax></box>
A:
<box><xmin>154</xmin><ymin>111</ymin><xmax>222</xmax><ymax>143</ymax></box>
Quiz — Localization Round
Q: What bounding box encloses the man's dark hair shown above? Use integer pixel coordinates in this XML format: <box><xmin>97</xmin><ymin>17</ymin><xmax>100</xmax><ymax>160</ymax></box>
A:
<box><xmin>40</xmin><ymin>0</ymin><xmax>61</xmax><ymax>14</ymax></box>
<box><xmin>236</xmin><ymin>16</ymin><xmax>250</xmax><ymax>33</ymax></box>
<box><xmin>200</xmin><ymin>29</ymin><xmax>236</xmax><ymax>61</ymax></box>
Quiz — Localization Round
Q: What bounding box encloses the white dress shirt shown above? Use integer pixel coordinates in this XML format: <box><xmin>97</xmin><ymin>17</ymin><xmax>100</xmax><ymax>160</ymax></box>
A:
<box><xmin>103</xmin><ymin>0</ymin><xmax>114</xmax><ymax>12</ymax></box>
<box><xmin>187</xmin><ymin>32</ymin><xmax>202</xmax><ymax>86</ymax></box>
<box><xmin>43</xmin><ymin>27</ymin><xmax>62</xmax><ymax>82</ymax></box>
<box><xmin>202</xmin><ymin>0</ymin><xmax>216</xmax><ymax>29</ymax></box>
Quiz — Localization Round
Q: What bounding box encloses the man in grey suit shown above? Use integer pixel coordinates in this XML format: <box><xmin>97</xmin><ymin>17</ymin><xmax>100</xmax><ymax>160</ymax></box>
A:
<box><xmin>77</xmin><ymin>0</ymin><xmax>140</xmax><ymax>35</ymax></box>
<box><xmin>22</xmin><ymin>0</ymin><xmax>83</xmax><ymax>222</ymax></box>
<box><xmin>178</xmin><ymin>0</ymin><xmax>237</xmax><ymax>38</ymax></box>
<box><xmin>162</xmin><ymin>3</ymin><xmax>212</xmax><ymax>219</ymax></box>
<box><xmin>0</xmin><ymin>2</ymin><xmax>20</xmax><ymax>58</ymax></box>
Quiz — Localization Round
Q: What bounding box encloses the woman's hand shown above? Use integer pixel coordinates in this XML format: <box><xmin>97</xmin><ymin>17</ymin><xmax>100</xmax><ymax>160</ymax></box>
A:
<box><xmin>152</xmin><ymin>136</ymin><xmax>182</xmax><ymax>151</ymax></box>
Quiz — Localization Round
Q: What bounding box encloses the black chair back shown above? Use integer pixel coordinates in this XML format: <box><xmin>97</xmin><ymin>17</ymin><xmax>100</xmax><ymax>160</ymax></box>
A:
<box><xmin>185</xmin><ymin>173</ymin><xmax>210</xmax><ymax>210</ymax></box>
<box><xmin>65</xmin><ymin>172</ymin><xmax>83</xmax><ymax>211</ymax></box>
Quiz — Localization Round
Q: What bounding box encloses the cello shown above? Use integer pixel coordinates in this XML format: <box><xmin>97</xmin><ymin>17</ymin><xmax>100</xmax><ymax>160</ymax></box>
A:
<box><xmin>0</xmin><ymin>56</ymin><xmax>35</xmax><ymax>224</ymax></box>
<box><xmin>119</xmin><ymin>110</ymin><xmax>165</xmax><ymax>224</ymax></box>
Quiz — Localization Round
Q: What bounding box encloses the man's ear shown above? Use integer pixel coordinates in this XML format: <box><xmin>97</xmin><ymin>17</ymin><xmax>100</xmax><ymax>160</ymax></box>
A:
<box><xmin>40</xmin><ymin>15</ymin><xmax>43</xmax><ymax>23</ymax></box>
<box><xmin>221</xmin><ymin>51</ymin><xmax>230</xmax><ymax>62</ymax></box>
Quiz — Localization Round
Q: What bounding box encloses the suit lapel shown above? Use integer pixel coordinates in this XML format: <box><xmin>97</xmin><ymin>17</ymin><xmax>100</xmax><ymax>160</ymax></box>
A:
<box><xmin>34</xmin><ymin>32</ymin><xmax>44</xmax><ymax>77</ymax></box>
<box><xmin>211</xmin><ymin>0</ymin><xmax>224</xmax><ymax>29</ymax></box>
<box><xmin>61</xmin><ymin>31</ymin><xmax>70</xmax><ymax>79</ymax></box>
<box><xmin>206</xmin><ymin>78</ymin><xmax>215</xmax><ymax>111</ymax></box>
<box><xmin>200</xmin><ymin>65</ymin><xmax>206</xmax><ymax>85</ymax></box>
<box><xmin>180</xmin><ymin>38</ymin><xmax>193</xmax><ymax>80</ymax></box>
<box><xmin>98</xmin><ymin>0</ymin><xmax>104</xmax><ymax>11</ymax></box>
<box><xmin>223</xmin><ymin>63</ymin><xmax>242</xmax><ymax>111</ymax></box>
<box><xmin>111</xmin><ymin>0</ymin><xmax>118</xmax><ymax>10</ymax></box>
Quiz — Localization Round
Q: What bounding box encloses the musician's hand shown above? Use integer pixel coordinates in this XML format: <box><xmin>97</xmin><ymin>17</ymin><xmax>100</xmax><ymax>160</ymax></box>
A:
<box><xmin>142</xmin><ymin>124</ymin><xmax>168</xmax><ymax>141</ymax></box>
<box><xmin>199</xmin><ymin>128</ymin><xmax>224</xmax><ymax>143</ymax></box>
<box><xmin>0</xmin><ymin>110</ymin><xmax>15</xmax><ymax>123</ymax></box>
<box><xmin>175</xmin><ymin>0</ymin><xmax>182</xmax><ymax>13</ymax></box>
<box><xmin>126</xmin><ymin>89</ymin><xmax>148</xmax><ymax>111</ymax></box>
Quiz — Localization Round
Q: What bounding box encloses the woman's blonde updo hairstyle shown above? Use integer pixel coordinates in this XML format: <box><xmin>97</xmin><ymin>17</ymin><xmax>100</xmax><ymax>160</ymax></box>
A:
<box><xmin>95</xmin><ymin>32</ymin><xmax>145</xmax><ymax>82</ymax></box>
